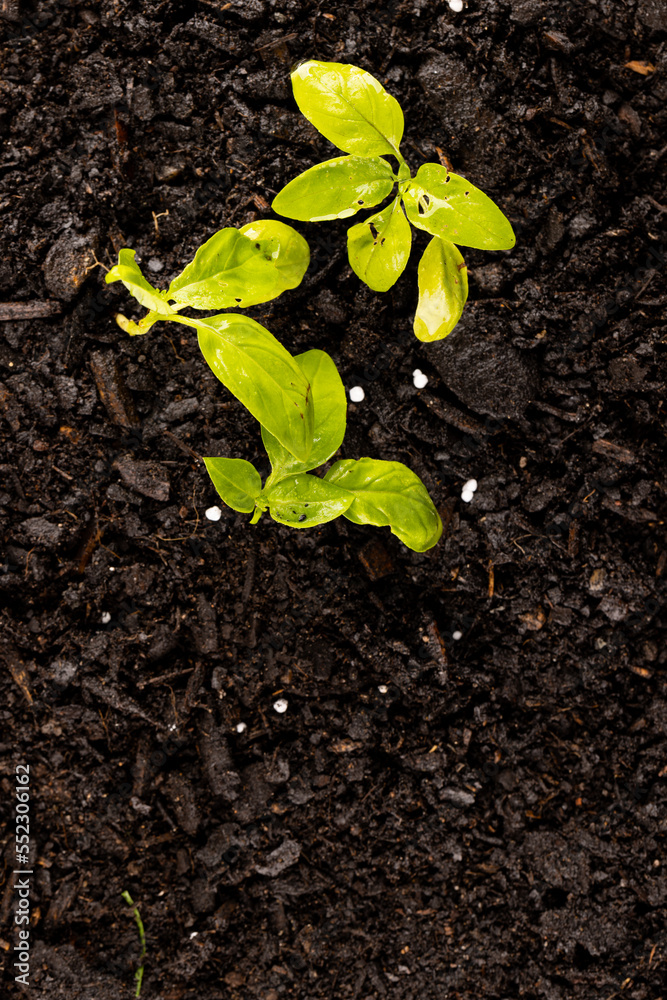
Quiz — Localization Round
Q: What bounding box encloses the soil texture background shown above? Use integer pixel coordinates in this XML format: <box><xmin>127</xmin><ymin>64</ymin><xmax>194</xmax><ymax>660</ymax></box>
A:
<box><xmin>1</xmin><ymin>1</ymin><xmax>667</xmax><ymax>998</ymax></box>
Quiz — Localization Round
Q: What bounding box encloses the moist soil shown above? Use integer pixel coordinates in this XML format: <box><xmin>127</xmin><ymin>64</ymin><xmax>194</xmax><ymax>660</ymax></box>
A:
<box><xmin>1</xmin><ymin>1</ymin><xmax>667</xmax><ymax>998</ymax></box>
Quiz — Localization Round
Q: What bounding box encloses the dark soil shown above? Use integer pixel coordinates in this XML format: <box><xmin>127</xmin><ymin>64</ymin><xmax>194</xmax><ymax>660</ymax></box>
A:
<box><xmin>1</xmin><ymin>1</ymin><xmax>667</xmax><ymax>998</ymax></box>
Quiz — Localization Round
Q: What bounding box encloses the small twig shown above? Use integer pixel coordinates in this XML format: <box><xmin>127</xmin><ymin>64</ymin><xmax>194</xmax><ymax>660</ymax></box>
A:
<box><xmin>165</xmin><ymin>335</ymin><xmax>186</xmax><ymax>363</ymax></box>
<box><xmin>646</xmin><ymin>195</ymin><xmax>667</xmax><ymax>214</ymax></box>
<box><xmin>0</xmin><ymin>301</ymin><xmax>63</xmax><ymax>321</ymax></box>
<box><xmin>162</xmin><ymin>428</ymin><xmax>201</xmax><ymax>461</ymax></box>
<box><xmin>85</xmin><ymin>250</ymin><xmax>109</xmax><ymax>274</ymax></box>
<box><xmin>532</xmin><ymin>400</ymin><xmax>581</xmax><ymax>423</ymax></box>
<box><xmin>633</xmin><ymin>269</ymin><xmax>656</xmax><ymax>300</ymax></box>
<box><xmin>255</xmin><ymin>32</ymin><xmax>297</xmax><ymax>50</ymax></box>
<box><xmin>637</xmin><ymin>296</ymin><xmax>667</xmax><ymax>306</ymax></box>
<box><xmin>137</xmin><ymin>667</ymin><xmax>195</xmax><ymax>690</ymax></box>
<box><xmin>152</xmin><ymin>210</ymin><xmax>169</xmax><ymax>237</ymax></box>
<box><xmin>52</xmin><ymin>465</ymin><xmax>74</xmax><ymax>481</ymax></box>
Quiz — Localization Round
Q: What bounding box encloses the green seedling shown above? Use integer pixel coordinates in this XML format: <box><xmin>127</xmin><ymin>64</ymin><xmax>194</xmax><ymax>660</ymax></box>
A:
<box><xmin>106</xmin><ymin>222</ymin><xmax>316</xmax><ymax>462</ymax></box>
<box><xmin>272</xmin><ymin>60</ymin><xmax>515</xmax><ymax>341</ymax></box>
<box><xmin>121</xmin><ymin>891</ymin><xmax>146</xmax><ymax>998</ymax></box>
<box><xmin>107</xmin><ymin>223</ymin><xmax>442</xmax><ymax>549</ymax></box>
<box><xmin>204</xmin><ymin>348</ymin><xmax>443</xmax><ymax>552</ymax></box>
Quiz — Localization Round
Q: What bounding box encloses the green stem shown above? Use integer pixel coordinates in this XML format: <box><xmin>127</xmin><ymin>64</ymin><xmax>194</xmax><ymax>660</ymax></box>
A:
<box><xmin>165</xmin><ymin>312</ymin><xmax>201</xmax><ymax>333</ymax></box>
<box><xmin>121</xmin><ymin>891</ymin><xmax>146</xmax><ymax>999</ymax></box>
<box><xmin>390</xmin><ymin>150</ymin><xmax>412</xmax><ymax>199</ymax></box>
<box><xmin>264</xmin><ymin>467</ymin><xmax>290</xmax><ymax>491</ymax></box>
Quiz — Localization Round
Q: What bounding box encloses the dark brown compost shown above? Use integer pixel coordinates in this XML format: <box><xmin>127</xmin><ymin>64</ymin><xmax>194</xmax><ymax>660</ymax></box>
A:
<box><xmin>1</xmin><ymin>1</ymin><xmax>666</xmax><ymax>998</ymax></box>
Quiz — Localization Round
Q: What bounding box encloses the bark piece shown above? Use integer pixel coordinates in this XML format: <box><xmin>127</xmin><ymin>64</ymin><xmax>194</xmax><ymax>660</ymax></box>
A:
<box><xmin>0</xmin><ymin>301</ymin><xmax>63</xmax><ymax>320</ymax></box>
<box><xmin>198</xmin><ymin>720</ymin><xmax>241</xmax><ymax>801</ymax></box>
<box><xmin>164</xmin><ymin>773</ymin><xmax>201</xmax><ymax>836</ymax></box>
<box><xmin>114</xmin><ymin>455</ymin><xmax>170</xmax><ymax>501</ymax></box>
<box><xmin>89</xmin><ymin>350</ymin><xmax>140</xmax><ymax>429</ymax></box>
<box><xmin>255</xmin><ymin>838</ymin><xmax>301</xmax><ymax>877</ymax></box>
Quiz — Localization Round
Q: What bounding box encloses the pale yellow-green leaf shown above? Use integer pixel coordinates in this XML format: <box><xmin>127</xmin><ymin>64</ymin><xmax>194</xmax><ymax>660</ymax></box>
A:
<box><xmin>264</xmin><ymin>474</ymin><xmax>353</xmax><ymax>528</ymax></box>
<box><xmin>203</xmin><ymin>457</ymin><xmax>262</xmax><ymax>514</ymax></box>
<box><xmin>239</xmin><ymin>220</ymin><xmax>310</xmax><ymax>290</ymax></box>
<box><xmin>272</xmin><ymin>156</ymin><xmax>395</xmax><ymax>222</ymax></box>
<box><xmin>105</xmin><ymin>249</ymin><xmax>174</xmax><ymax>316</ymax></box>
<box><xmin>325</xmin><ymin>458</ymin><xmax>442</xmax><ymax>551</ymax></box>
<box><xmin>403</xmin><ymin>164</ymin><xmax>515</xmax><ymax>250</ymax></box>
<box><xmin>195</xmin><ymin>313</ymin><xmax>314</xmax><ymax>462</ymax></box>
<box><xmin>262</xmin><ymin>349</ymin><xmax>347</xmax><ymax>482</ymax></box>
<box><xmin>291</xmin><ymin>60</ymin><xmax>404</xmax><ymax>157</ymax></box>
<box><xmin>346</xmin><ymin>196</ymin><xmax>412</xmax><ymax>292</ymax></box>
<box><xmin>414</xmin><ymin>237</ymin><xmax>468</xmax><ymax>342</ymax></box>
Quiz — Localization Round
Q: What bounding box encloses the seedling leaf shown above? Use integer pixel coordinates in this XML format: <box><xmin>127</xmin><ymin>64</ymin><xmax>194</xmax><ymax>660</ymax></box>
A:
<box><xmin>325</xmin><ymin>458</ymin><xmax>443</xmax><ymax>551</ymax></box>
<box><xmin>114</xmin><ymin>310</ymin><xmax>163</xmax><ymax>337</ymax></box>
<box><xmin>106</xmin><ymin>249</ymin><xmax>175</xmax><ymax>316</ymax></box>
<box><xmin>346</xmin><ymin>196</ymin><xmax>412</xmax><ymax>292</ymax></box>
<box><xmin>195</xmin><ymin>313</ymin><xmax>314</xmax><ymax>462</ymax></box>
<box><xmin>265</xmin><ymin>473</ymin><xmax>353</xmax><ymax>527</ymax></box>
<box><xmin>169</xmin><ymin>227</ymin><xmax>282</xmax><ymax>309</ymax></box>
<box><xmin>203</xmin><ymin>457</ymin><xmax>263</xmax><ymax>513</ymax></box>
<box><xmin>262</xmin><ymin>349</ymin><xmax>347</xmax><ymax>481</ymax></box>
<box><xmin>239</xmin><ymin>220</ymin><xmax>310</xmax><ymax>289</ymax></box>
<box><xmin>272</xmin><ymin>156</ymin><xmax>395</xmax><ymax>222</ymax></box>
<box><xmin>291</xmin><ymin>60</ymin><xmax>404</xmax><ymax>157</ymax></box>
<box><xmin>414</xmin><ymin>237</ymin><xmax>468</xmax><ymax>342</ymax></box>
<box><xmin>403</xmin><ymin>164</ymin><xmax>515</xmax><ymax>251</ymax></box>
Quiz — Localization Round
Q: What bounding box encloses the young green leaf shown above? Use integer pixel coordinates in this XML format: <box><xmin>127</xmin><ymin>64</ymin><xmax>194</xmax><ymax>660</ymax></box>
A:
<box><xmin>414</xmin><ymin>237</ymin><xmax>468</xmax><ymax>342</ymax></box>
<box><xmin>106</xmin><ymin>249</ymin><xmax>175</xmax><ymax>316</ymax></box>
<box><xmin>195</xmin><ymin>313</ymin><xmax>314</xmax><ymax>462</ymax></box>
<box><xmin>239</xmin><ymin>220</ymin><xmax>310</xmax><ymax>290</ymax></box>
<box><xmin>325</xmin><ymin>458</ymin><xmax>443</xmax><ymax>551</ymax></box>
<box><xmin>346</xmin><ymin>196</ymin><xmax>412</xmax><ymax>292</ymax></box>
<box><xmin>262</xmin><ymin>349</ymin><xmax>347</xmax><ymax>482</ymax></box>
<box><xmin>203</xmin><ymin>457</ymin><xmax>263</xmax><ymax>513</ymax></box>
<box><xmin>291</xmin><ymin>60</ymin><xmax>404</xmax><ymax>157</ymax></box>
<box><xmin>272</xmin><ymin>156</ymin><xmax>395</xmax><ymax>222</ymax></box>
<box><xmin>264</xmin><ymin>473</ymin><xmax>353</xmax><ymax>528</ymax></box>
<box><xmin>403</xmin><ymin>164</ymin><xmax>515</xmax><ymax>251</ymax></box>
<box><xmin>114</xmin><ymin>310</ymin><xmax>163</xmax><ymax>337</ymax></box>
<box><xmin>168</xmin><ymin>227</ymin><xmax>290</xmax><ymax>310</ymax></box>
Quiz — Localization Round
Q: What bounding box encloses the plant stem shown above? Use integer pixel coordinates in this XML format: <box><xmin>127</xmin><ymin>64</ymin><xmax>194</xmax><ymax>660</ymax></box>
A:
<box><xmin>121</xmin><ymin>891</ymin><xmax>147</xmax><ymax>998</ymax></box>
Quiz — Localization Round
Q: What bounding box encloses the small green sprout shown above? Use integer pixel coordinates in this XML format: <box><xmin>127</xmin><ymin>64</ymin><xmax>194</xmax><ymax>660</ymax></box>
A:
<box><xmin>204</xmin><ymin>348</ymin><xmax>442</xmax><ymax>552</ymax></box>
<box><xmin>121</xmin><ymin>891</ymin><xmax>146</xmax><ymax>999</ymax></box>
<box><xmin>272</xmin><ymin>60</ymin><xmax>515</xmax><ymax>341</ymax></box>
